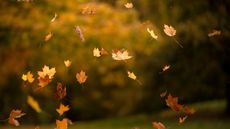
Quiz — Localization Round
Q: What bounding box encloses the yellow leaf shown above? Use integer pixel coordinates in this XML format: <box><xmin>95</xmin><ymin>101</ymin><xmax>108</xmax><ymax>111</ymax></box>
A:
<box><xmin>112</xmin><ymin>49</ymin><xmax>132</xmax><ymax>61</ymax></box>
<box><xmin>93</xmin><ymin>48</ymin><xmax>101</xmax><ymax>57</ymax></box>
<box><xmin>147</xmin><ymin>28</ymin><xmax>158</xmax><ymax>39</ymax></box>
<box><xmin>27</xmin><ymin>96</ymin><xmax>42</xmax><ymax>113</ymax></box>
<box><xmin>124</xmin><ymin>3</ymin><xmax>133</xmax><ymax>9</ymax></box>
<box><xmin>56</xmin><ymin>103</ymin><xmax>70</xmax><ymax>116</ymax></box>
<box><xmin>38</xmin><ymin>65</ymin><xmax>56</xmax><ymax>87</ymax></box>
<box><xmin>127</xmin><ymin>71</ymin><xmax>137</xmax><ymax>80</ymax></box>
<box><xmin>50</xmin><ymin>13</ymin><xmax>58</xmax><ymax>23</ymax></box>
<box><xmin>44</xmin><ymin>32</ymin><xmax>53</xmax><ymax>41</ymax></box>
<box><xmin>22</xmin><ymin>71</ymin><xmax>34</xmax><ymax>83</ymax></box>
<box><xmin>64</xmin><ymin>60</ymin><xmax>72</xmax><ymax>68</ymax></box>
<box><xmin>76</xmin><ymin>70</ymin><xmax>88</xmax><ymax>84</ymax></box>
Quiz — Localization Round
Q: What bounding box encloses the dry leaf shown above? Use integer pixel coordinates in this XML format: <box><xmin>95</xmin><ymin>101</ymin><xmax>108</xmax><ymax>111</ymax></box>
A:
<box><xmin>208</xmin><ymin>30</ymin><xmax>221</xmax><ymax>37</ymax></box>
<box><xmin>64</xmin><ymin>60</ymin><xmax>72</xmax><ymax>68</ymax></box>
<box><xmin>100</xmin><ymin>48</ymin><xmax>109</xmax><ymax>56</ymax></box>
<box><xmin>76</xmin><ymin>70</ymin><xmax>88</xmax><ymax>84</ymax></box>
<box><xmin>56</xmin><ymin>118</ymin><xmax>68</xmax><ymax>129</ymax></box>
<box><xmin>162</xmin><ymin>65</ymin><xmax>170</xmax><ymax>72</ymax></box>
<box><xmin>179</xmin><ymin>116</ymin><xmax>187</xmax><ymax>124</ymax></box>
<box><xmin>152</xmin><ymin>122</ymin><xmax>165</xmax><ymax>129</ymax></box>
<box><xmin>93</xmin><ymin>48</ymin><xmax>101</xmax><ymax>57</ymax></box>
<box><xmin>147</xmin><ymin>28</ymin><xmax>158</xmax><ymax>40</ymax></box>
<box><xmin>165</xmin><ymin>94</ymin><xmax>183</xmax><ymax>112</ymax></box>
<box><xmin>56</xmin><ymin>82</ymin><xmax>67</xmax><ymax>100</ymax></box>
<box><xmin>22</xmin><ymin>71</ymin><xmax>34</xmax><ymax>83</ymax></box>
<box><xmin>38</xmin><ymin>65</ymin><xmax>56</xmax><ymax>87</ymax></box>
<box><xmin>27</xmin><ymin>96</ymin><xmax>42</xmax><ymax>113</ymax></box>
<box><xmin>112</xmin><ymin>49</ymin><xmax>132</xmax><ymax>61</ymax></box>
<box><xmin>124</xmin><ymin>3</ymin><xmax>133</xmax><ymax>9</ymax></box>
<box><xmin>44</xmin><ymin>32</ymin><xmax>53</xmax><ymax>41</ymax></box>
<box><xmin>56</xmin><ymin>103</ymin><xmax>70</xmax><ymax>116</ymax></box>
<box><xmin>164</xmin><ymin>24</ymin><xmax>176</xmax><ymax>37</ymax></box>
<box><xmin>160</xmin><ymin>90</ymin><xmax>167</xmax><ymax>98</ymax></box>
<box><xmin>75</xmin><ymin>26</ymin><xmax>85</xmax><ymax>42</ymax></box>
<box><xmin>8</xmin><ymin>109</ymin><xmax>26</xmax><ymax>126</ymax></box>
<box><xmin>127</xmin><ymin>71</ymin><xmax>137</xmax><ymax>80</ymax></box>
<box><xmin>183</xmin><ymin>106</ymin><xmax>195</xmax><ymax>115</ymax></box>
<box><xmin>50</xmin><ymin>13</ymin><xmax>58</xmax><ymax>23</ymax></box>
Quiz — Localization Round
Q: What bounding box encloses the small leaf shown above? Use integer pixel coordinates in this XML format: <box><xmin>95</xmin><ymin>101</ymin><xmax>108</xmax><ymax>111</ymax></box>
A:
<box><xmin>124</xmin><ymin>3</ymin><xmax>133</xmax><ymax>9</ymax></box>
<box><xmin>147</xmin><ymin>28</ymin><xmax>158</xmax><ymax>40</ymax></box>
<box><xmin>93</xmin><ymin>48</ymin><xmax>101</xmax><ymax>57</ymax></box>
<box><xmin>64</xmin><ymin>60</ymin><xmax>72</xmax><ymax>68</ymax></box>
<box><xmin>127</xmin><ymin>71</ymin><xmax>137</xmax><ymax>80</ymax></box>
<box><xmin>152</xmin><ymin>122</ymin><xmax>165</xmax><ymax>129</ymax></box>
<box><xmin>8</xmin><ymin>109</ymin><xmax>26</xmax><ymax>126</ymax></box>
<box><xmin>27</xmin><ymin>96</ymin><xmax>42</xmax><ymax>113</ymax></box>
<box><xmin>44</xmin><ymin>32</ymin><xmax>53</xmax><ymax>42</ymax></box>
<box><xmin>76</xmin><ymin>70</ymin><xmax>88</xmax><ymax>84</ymax></box>
<box><xmin>56</xmin><ymin>103</ymin><xmax>70</xmax><ymax>116</ymax></box>
<box><xmin>163</xmin><ymin>24</ymin><xmax>176</xmax><ymax>37</ymax></box>
<box><xmin>112</xmin><ymin>49</ymin><xmax>132</xmax><ymax>61</ymax></box>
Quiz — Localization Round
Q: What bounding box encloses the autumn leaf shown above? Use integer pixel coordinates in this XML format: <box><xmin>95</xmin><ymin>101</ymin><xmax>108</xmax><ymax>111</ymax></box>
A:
<box><xmin>152</xmin><ymin>122</ymin><xmax>165</xmax><ymax>129</ymax></box>
<box><xmin>165</xmin><ymin>94</ymin><xmax>183</xmax><ymax>112</ymax></box>
<box><xmin>164</xmin><ymin>24</ymin><xmax>176</xmax><ymax>37</ymax></box>
<box><xmin>8</xmin><ymin>109</ymin><xmax>26</xmax><ymax>126</ymax></box>
<box><xmin>208</xmin><ymin>30</ymin><xmax>221</xmax><ymax>37</ymax></box>
<box><xmin>183</xmin><ymin>106</ymin><xmax>196</xmax><ymax>115</ymax></box>
<box><xmin>75</xmin><ymin>26</ymin><xmax>85</xmax><ymax>42</ymax></box>
<box><xmin>56</xmin><ymin>118</ymin><xmax>68</xmax><ymax>129</ymax></box>
<box><xmin>127</xmin><ymin>71</ymin><xmax>137</xmax><ymax>80</ymax></box>
<box><xmin>100</xmin><ymin>48</ymin><xmax>109</xmax><ymax>56</ymax></box>
<box><xmin>56</xmin><ymin>103</ymin><xmax>70</xmax><ymax>116</ymax></box>
<box><xmin>162</xmin><ymin>65</ymin><xmax>170</xmax><ymax>72</ymax></box>
<box><xmin>27</xmin><ymin>96</ymin><xmax>42</xmax><ymax>113</ymax></box>
<box><xmin>37</xmin><ymin>65</ymin><xmax>56</xmax><ymax>87</ymax></box>
<box><xmin>44</xmin><ymin>32</ymin><xmax>53</xmax><ymax>42</ymax></box>
<box><xmin>112</xmin><ymin>49</ymin><xmax>132</xmax><ymax>61</ymax></box>
<box><xmin>93</xmin><ymin>48</ymin><xmax>101</xmax><ymax>57</ymax></box>
<box><xmin>147</xmin><ymin>28</ymin><xmax>158</xmax><ymax>40</ymax></box>
<box><xmin>81</xmin><ymin>6</ymin><xmax>96</xmax><ymax>15</ymax></box>
<box><xmin>22</xmin><ymin>71</ymin><xmax>34</xmax><ymax>83</ymax></box>
<box><xmin>124</xmin><ymin>3</ymin><xmax>133</xmax><ymax>9</ymax></box>
<box><xmin>179</xmin><ymin>116</ymin><xmax>187</xmax><ymax>124</ymax></box>
<box><xmin>160</xmin><ymin>90</ymin><xmax>167</xmax><ymax>98</ymax></box>
<box><xmin>76</xmin><ymin>70</ymin><xmax>88</xmax><ymax>84</ymax></box>
<box><xmin>56</xmin><ymin>82</ymin><xmax>67</xmax><ymax>100</ymax></box>
<box><xmin>64</xmin><ymin>60</ymin><xmax>72</xmax><ymax>68</ymax></box>
<box><xmin>50</xmin><ymin>13</ymin><xmax>58</xmax><ymax>23</ymax></box>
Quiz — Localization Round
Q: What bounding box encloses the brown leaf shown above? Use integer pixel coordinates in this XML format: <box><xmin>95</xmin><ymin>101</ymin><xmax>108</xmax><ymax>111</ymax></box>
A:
<box><xmin>165</xmin><ymin>94</ymin><xmax>183</xmax><ymax>112</ymax></box>
<box><xmin>8</xmin><ymin>109</ymin><xmax>26</xmax><ymax>126</ymax></box>
<box><xmin>56</xmin><ymin>82</ymin><xmax>67</xmax><ymax>100</ymax></box>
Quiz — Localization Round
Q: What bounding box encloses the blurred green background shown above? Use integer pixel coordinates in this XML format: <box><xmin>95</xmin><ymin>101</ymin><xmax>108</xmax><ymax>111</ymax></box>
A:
<box><xmin>0</xmin><ymin>0</ymin><xmax>230</xmax><ymax>128</ymax></box>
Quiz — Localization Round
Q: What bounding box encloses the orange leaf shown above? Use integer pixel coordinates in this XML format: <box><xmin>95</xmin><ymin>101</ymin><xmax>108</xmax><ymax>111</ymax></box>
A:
<box><xmin>37</xmin><ymin>65</ymin><xmax>56</xmax><ymax>87</ymax></box>
<box><xmin>152</xmin><ymin>122</ymin><xmax>165</xmax><ymax>129</ymax></box>
<box><xmin>183</xmin><ymin>106</ymin><xmax>196</xmax><ymax>115</ymax></box>
<box><xmin>8</xmin><ymin>109</ymin><xmax>26</xmax><ymax>126</ymax></box>
<box><xmin>165</xmin><ymin>94</ymin><xmax>183</xmax><ymax>112</ymax></box>
<box><xmin>163</xmin><ymin>24</ymin><xmax>176</xmax><ymax>37</ymax></box>
<box><xmin>160</xmin><ymin>90</ymin><xmax>167</xmax><ymax>98</ymax></box>
<box><xmin>22</xmin><ymin>71</ymin><xmax>34</xmax><ymax>83</ymax></box>
<box><xmin>56</xmin><ymin>103</ymin><xmax>70</xmax><ymax>116</ymax></box>
<box><xmin>56</xmin><ymin>119</ymin><xmax>68</xmax><ymax>129</ymax></box>
<box><xmin>208</xmin><ymin>30</ymin><xmax>221</xmax><ymax>37</ymax></box>
<box><xmin>76</xmin><ymin>70</ymin><xmax>88</xmax><ymax>84</ymax></box>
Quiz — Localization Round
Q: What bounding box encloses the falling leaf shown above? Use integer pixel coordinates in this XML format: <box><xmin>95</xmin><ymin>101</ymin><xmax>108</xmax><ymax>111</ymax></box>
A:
<box><xmin>179</xmin><ymin>116</ymin><xmax>187</xmax><ymax>124</ymax></box>
<box><xmin>160</xmin><ymin>90</ymin><xmax>167</xmax><ymax>98</ymax></box>
<box><xmin>50</xmin><ymin>13</ymin><xmax>58</xmax><ymax>23</ymax></box>
<box><xmin>183</xmin><ymin>106</ymin><xmax>195</xmax><ymax>115</ymax></box>
<box><xmin>22</xmin><ymin>71</ymin><xmax>34</xmax><ymax>83</ymax></box>
<box><xmin>127</xmin><ymin>71</ymin><xmax>137</xmax><ymax>80</ymax></box>
<box><xmin>81</xmin><ymin>6</ymin><xmax>96</xmax><ymax>15</ymax></box>
<box><xmin>152</xmin><ymin>122</ymin><xmax>165</xmax><ymax>129</ymax></box>
<box><xmin>44</xmin><ymin>32</ymin><xmax>53</xmax><ymax>42</ymax></box>
<box><xmin>100</xmin><ymin>48</ymin><xmax>109</xmax><ymax>56</ymax></box>
<box><xmin>162</xmin><ymin>65</ymin><xmax>170</xmax><ymax>72</ymax></box>
<box><xmin>93</xmin><ymin>48</ymin><xmax>101</xmax><ymax>57</ymax></box>
<box><xmin>165</xmin><ymin>94</ymin><xmax>183</xmax><ymax>112</ymax></box>
<box><xmin>56</xmin><ymin>82</ymin><xmax>67</xmax><ymax>100</ymax></box>
<box><xmin>64</xmin><ymin>60</ymin><xmax>72</xmax><ymax>68</ymax></box>
<box><xmin>56</xmin><ymin>103</ymin><xmax>70</xmax><ymax>116</ymax></box>
<box><xmin>76</xmin><ymin>70</ymin><xmax>88</xmax><ymax>84</ymax></box>
<box><xmin>8</xmin><ymin>109</ymin><xmax>26</xmax><ymax>126</ymax></box>
<box><xmin>163</xmin><ymin>24</ymin><xmax>176</xmax><ymax>37</ymax></box>
<box><xmin>37</xmin><ymin>65</ymin><xmax>56</xmax><ymax>87</ymax></box>
<box><xmin>56</xmin><ymin>118</ymin><xmax>68</xmax><ymax>129</ymax></box>
<box><xmin>208</xmin><ymin>30</ymin><xmax>221</xmax><ymax>37</ymax></box>
<box><xmin>124</xmin><ymin>3</ymin><xmax>133</xmax><ymax>9</ymax></box>
<box><xmin>27</xmin><ymin>96</ymin><xmax>42</xmax><ymax>113</ymax></box>
<box><xmin>112</xmin><ymin>49</ymin><xmax>132</xmax><ymax>61</ymax></box>
<box><xmin>75</xmin><ymin>26</ymin><xmax>85</xmax><ymax>42</ymax></box>
<box><xmin>147</xmin><ymin>28</ymin><xmax>158</xmax><ymax>40</ymax></box>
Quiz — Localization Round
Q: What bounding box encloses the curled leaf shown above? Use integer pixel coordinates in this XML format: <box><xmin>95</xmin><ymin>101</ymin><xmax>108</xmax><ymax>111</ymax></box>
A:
<box><xmin>50</xmin><ymin>13</ymin><xmax>58</xmax><ymax>23</ymax></box>
<box><xmin>208</xmin><ymin>30</ymin><xmax>221</xmax><ymax>37</ymax></box>
<box><xmin>8</xmin><ymin>109</ymin><xmax>26</xmax><ymax>126</ymax></box>
<box><xmin>44</xmin><ymin>32</ymin><xmax>53</xmax><ymax>42</ymax></box>
<box><xmin>75</xmin><ymin>26</ymin><xmax>85</xmax><ymax>42</ymax></box>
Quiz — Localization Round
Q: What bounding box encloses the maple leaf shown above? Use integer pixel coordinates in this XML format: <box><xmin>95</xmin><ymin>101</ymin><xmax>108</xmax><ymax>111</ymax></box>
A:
<box><xmin>208</xmin><ymin>30</ymin><xmax>221</xmax><ymax>37</ymax></box>
<box><xmin>164</xmin><ymin>24</ymin><xmax>176</xmax><ymax>37</ymax></box>
<box><xmin>22</xmin><ymin>71</ymin><xmax>34</xmax><ymax>83</ymax></box>
<box><xmin>64</xmin><ymin>60</ymin><xmax>72</xmax><ymax>68</ymax></box>
<box><xmin>27</xmin><ymin>96</ymin><xmax>42</xmax><ymax>113</ymax></box>
<box><xmin>112</xmin><ymin>49</ymin><xmax>132</xmax><ymax>61</ymax></box>
<box><xmin>162</xmin><ymin>65</ymin><xmax>170</xmax><ymax>72</ymax></box>
<box><xmin>75</xmin><ymin>26</ymin><xmax>85</xmax><ymax>42</ymax></box>
<box><xmin>56</xmin><ymin>103</ymin><xmax>70</xmax><ymax>116</ymax></box>
<box><xmin>152</xmin><ymin>122</ymin><xmax>165</xmax><ymax>129</ymax></box>
<box><xmin>147</xmin><ymin>28</ymin><xmax>158</xmax><ymax>40</ymax></box>
<box><xmin>160</xmin><ymin>90</ymin><xmax>167</xmax><ymax>98</ymax></box>
<box><xmin>44</xmin><ymin>32</ymin><xmax>53</xmax><ymax>42</ymax></box>
<box><xmin>127</xmin><ymin>71</ymin><xmax>137</xmax><ymax>80</ymax></box>
<box><xmin>183</xmin><ymin>106</ymin><xmax>196</xmax><ymax>115</ymax></box>
<box><xmin>56</xmin><ymin>82</ymin><xmax>67</xmax><ymax>100</ymax></box>
<box><xmin>93</xmin><ymin>48</ymin><xmax>101</xmax><ymax>57</ymax></box>
<box><xmin>76</xmin><ymin>70</ymin><xmax>88</xmax><ymax>84</ymax></box>
<box><xmin>179</xmin><ymin>116</ymin><xmax>187</xmax><ymax>124</ymax></box>
<box><xmin>124</xmin><ymin>3</ymin><xmax>133</xmax><ymax>9</ymax></box>
<box><xmin>37</xmin><ymin>65</ymin><xmax>56</xmax><ymax>87</ymax></box>
<box><xmin>165</xmin><ymin>94</ymin><xmax>183</xmax><ymax>112</ymax></box>
<box><xmin>50</xmin><ymin>13</ymin><xmax>58</xmax><ymax>23</ymax></box>
<box><xmin>8</xmin><ymin>109</ymin><xmax>26</xmax><ymax>126</ymax></box>
<box><xmin>56</xmin><ymin>118</ymin><xmax>68</xmax><ymax>129</ymax></box>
